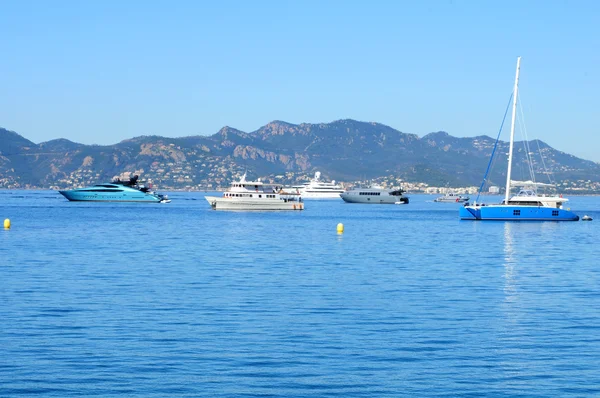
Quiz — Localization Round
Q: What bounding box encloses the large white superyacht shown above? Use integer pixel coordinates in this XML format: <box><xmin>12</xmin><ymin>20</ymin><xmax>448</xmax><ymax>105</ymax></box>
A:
<box><xmin>293</xmin><ymin>171</ymin><xmax>344</xmax><ymax>199</ymax></box>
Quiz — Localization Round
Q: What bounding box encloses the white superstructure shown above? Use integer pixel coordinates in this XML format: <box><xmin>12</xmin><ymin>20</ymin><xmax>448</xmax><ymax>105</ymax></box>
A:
<box><xmin>205</xmin><ymin>173</ymin><xmax>304</xmax><ymax>211</ymax></box>
<box><xmin>295</xmin><ymin>171</ymin><xmax>344</xmax><ymax>199</ymax></box>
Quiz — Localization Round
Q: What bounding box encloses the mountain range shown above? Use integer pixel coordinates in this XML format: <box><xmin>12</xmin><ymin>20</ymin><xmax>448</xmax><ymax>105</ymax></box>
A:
<box><xmin>0</xmin><ymin>119</ymin><xmax>598</xmax><ymax>191</ymax></box>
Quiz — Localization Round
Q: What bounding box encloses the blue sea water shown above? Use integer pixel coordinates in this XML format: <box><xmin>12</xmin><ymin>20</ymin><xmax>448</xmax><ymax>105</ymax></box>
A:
<box><xmin>1</xmin><ymin>190</ymin><xmax>599</xmax><ymax>397</ymax></box>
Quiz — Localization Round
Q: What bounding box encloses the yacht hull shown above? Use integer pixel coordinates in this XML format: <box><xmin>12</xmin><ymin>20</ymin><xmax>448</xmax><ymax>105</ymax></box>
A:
<box><xmin>340</xmin><ymin>192</ymin><xmax>409</xmax><ymax>204</ymax></box>
<box><xmin>59</xmin><ymin>190</ymin><xmax>163</xmax><ymax>202</ymax></box>
<box><xmin>434</xmin><ymin>198</ymin><xmax>469</xmax><ymax>203</ymax></box>
<box><xmin>205</xmin><ymin>196</ymin><xmax>304</xmax><ymax>211</ymax></box>
<box><xmin>301</xmin><ymin>192</ymin><xmax>344</xmax><ymax>199</ymax></box>
<box><xmin>460</xmin><ymin>205</ymin><xmax>579</xmax><ymax>221</ymax></box>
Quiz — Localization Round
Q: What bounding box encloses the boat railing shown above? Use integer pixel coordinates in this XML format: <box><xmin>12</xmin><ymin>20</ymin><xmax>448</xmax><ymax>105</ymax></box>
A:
<box><xmin>279</xmin><ymin>192</ymin><xmax>302</xmax><ymax>201</ymax></box>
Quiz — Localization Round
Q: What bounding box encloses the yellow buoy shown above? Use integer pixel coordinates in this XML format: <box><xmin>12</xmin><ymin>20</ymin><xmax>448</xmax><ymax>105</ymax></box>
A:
<box><xmin>4</xmin><ymin>219</ymin><xmax>10</xmax><ymax>229</ymax></box>
<box><xmin>337</xmin><ymin>223</ymin><xmax>344</xmax><ymax>233</ymax></box>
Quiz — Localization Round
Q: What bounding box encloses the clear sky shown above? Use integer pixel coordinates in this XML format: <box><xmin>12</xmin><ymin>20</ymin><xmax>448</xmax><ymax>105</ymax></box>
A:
<box><xmin>1</xmin><ymin>0</ymin><xmax>598</xmax><ymax>161</ymax></box>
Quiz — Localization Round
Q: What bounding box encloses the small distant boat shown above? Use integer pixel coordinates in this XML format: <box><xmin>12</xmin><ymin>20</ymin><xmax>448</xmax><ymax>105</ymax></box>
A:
<box><xmin>292</xmin><ymin>171</ymin><xmax>344</xmax><ymax>199</ymax></box>
<box><xmin>340</xmin><ymin>186</ymin><xmax>409</xmax><ymax>204</ymax></box>
<box><xmin>459</xmin><ymin>57</ymin><xmax>579</xmax><ymax>221</ymax></box>
<box><xmin>205</xmin><ymin>173</ymin><xmax>303</xmax><ymax>211</ymax></box>
<box><xmin>59</xmin><ymin>175</ymin><xmax>170</xmax><ymax>203</ymax></box>
<box><xmin>434</xmin><ymin>192</ymin><xmax>470</xmax><ymax>203</ymax></box>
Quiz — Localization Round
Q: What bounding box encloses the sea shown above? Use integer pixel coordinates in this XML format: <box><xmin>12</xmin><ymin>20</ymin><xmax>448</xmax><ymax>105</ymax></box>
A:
<box><xmin>1</xmin><ymin>190</ymin><xmax>599</xmax><ymax>397</ymax></box>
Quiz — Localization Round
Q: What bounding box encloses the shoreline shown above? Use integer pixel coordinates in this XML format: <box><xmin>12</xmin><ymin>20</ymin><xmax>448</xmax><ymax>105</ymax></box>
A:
<box><xmin>1</xmin><ymin>188</ymin><xmax>599</xmax><ymax>196</ymax></box>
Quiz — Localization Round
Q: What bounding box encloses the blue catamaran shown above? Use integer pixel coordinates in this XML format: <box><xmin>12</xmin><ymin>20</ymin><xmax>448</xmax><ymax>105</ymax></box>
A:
<box><xmin>459</xmin><ymin>57</ymin><xmax>579</xmax><ymax>221</ymax></box>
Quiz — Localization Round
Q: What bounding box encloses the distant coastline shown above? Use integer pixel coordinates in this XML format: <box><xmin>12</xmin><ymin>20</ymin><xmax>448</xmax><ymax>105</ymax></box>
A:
<box><xmin>2</xmin><ymin>120</ymin><xmax>599</xmax><ymax>192</ymax></box>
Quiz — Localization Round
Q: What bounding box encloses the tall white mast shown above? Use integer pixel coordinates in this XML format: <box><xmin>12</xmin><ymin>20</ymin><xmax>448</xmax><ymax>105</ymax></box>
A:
<box><xmin>504</xmin><ymin>56</ymin><xmax>521</xmax><ymax>204</ymax></box>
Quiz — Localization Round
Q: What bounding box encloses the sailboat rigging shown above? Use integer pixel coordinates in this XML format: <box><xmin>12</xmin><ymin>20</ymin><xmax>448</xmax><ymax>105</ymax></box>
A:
<box><xmin>459</xmin><ymin>57</ymin><xmax>579</xmax><ymax>221</ymax></box>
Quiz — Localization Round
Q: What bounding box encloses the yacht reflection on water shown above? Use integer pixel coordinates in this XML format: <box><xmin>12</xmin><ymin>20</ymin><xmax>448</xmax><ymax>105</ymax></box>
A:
<box><xmin>503</xmin><ymin>223</ymin><xmax>518</xmax><ymax>305</ymax></box>
<box><xmin>501</xmin><ymin>222</ymin><xmax>561</xmax><ymax>315</ymax></box>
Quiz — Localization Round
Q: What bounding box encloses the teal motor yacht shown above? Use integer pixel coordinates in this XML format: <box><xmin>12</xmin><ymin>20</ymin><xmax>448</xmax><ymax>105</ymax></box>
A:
<box><xmin>459</xmin><ymin>57</ymin><xmax>578</xmax><ymax>221</ymax></box>
<box><xmin>59</xmin><ymin>175</ymin><xmax>170</xmax><ymax>203</ymax></box>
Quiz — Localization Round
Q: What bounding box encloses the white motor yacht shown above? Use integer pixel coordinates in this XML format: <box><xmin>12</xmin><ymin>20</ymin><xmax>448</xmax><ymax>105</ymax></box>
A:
<box><xmin>434</xmin><ymin>192</ymin><xmax>470</xmax><ymax>203</ymax></box>
<box><xmin>294</xmin><ymin>171</ymin><xmax>344</xmax><ymax>199</ymax></box>
<box><xmin>340</xmin><ymin>186</ymin><xmax>409</xmax><ymax>204</ymax></box>
<box><xmin>205</xmin><ymin>173</ymin><xmax>304</xmax><ymax>211</ymax></box>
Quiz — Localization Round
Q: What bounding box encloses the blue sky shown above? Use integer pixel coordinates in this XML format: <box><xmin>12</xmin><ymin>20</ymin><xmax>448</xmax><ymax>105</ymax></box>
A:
<box><xmin>1</xmin><ymin>0</ymin><xmax>599</xmax><ymax>161</ymax></box>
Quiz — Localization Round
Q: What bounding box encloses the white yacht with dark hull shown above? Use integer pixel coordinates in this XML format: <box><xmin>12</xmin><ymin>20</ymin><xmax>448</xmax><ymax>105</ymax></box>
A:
<box><xmin>294</xmin><ymin>171</ymin><xmax>344</xmax><ymax>199</ymax></box>
<box><xmin>340</xmin><ymin>187</ymin><xmax>409</xmax><ymax>204</ymax></box>
<box><xmin>205</xmin><ymin>173</ymin><xmax>304</xmax><ymax>211</ymax></box>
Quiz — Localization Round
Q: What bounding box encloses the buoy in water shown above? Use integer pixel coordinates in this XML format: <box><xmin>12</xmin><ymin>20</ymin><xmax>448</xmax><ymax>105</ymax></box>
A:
<box><xmin>4</xmin><ymin>219</ymin><xmax>10</xmax><ymax>229</ymax></box>
<box><xmin>337</xmin><ymin>223</ymin><xmax>344</xmax><ymax>233</ymax></box>
<box><xmin>582</xmin><ymin>215</ymin><xmax>593</xmax><ymax>221</ymax></box>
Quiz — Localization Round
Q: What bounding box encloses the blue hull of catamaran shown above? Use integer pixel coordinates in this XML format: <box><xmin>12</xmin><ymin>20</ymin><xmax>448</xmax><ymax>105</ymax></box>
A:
<box><xmin>459</xmin><ymin>205</ymin><xmax>580</xmax><ymax>221</ymax></box>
